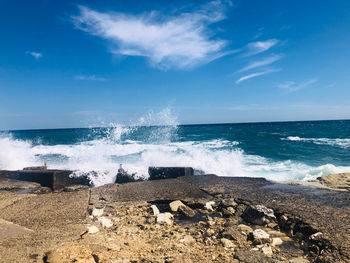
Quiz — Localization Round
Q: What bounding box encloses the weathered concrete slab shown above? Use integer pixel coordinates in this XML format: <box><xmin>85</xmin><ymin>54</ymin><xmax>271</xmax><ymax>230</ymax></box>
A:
<box><xmin>0</xmin><ymin>218</ymin><xmax>33</xmax><ymax>241</ymax></box>
<box><xmin>91</xmin><ymin>177</ymin><xmax>212</xmax><ymax>204</ymax></box>
<box><xmin>0</xmin><ymin>169</ymin><xmax>91</xmax><ymax>190</ymax></box>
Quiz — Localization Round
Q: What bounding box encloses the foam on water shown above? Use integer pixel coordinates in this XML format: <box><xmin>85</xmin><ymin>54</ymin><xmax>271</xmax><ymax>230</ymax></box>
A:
<box><xmin>282</xmin><ymin>136</ymin><xmax>350</xmax><ymax>148</ymax></box>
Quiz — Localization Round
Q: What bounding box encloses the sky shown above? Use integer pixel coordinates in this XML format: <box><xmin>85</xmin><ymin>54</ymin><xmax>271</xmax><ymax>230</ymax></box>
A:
<box><xmin>0</xmin><ymin>0</ymin><xmax>350</xmax><ymax>130</ymax></box>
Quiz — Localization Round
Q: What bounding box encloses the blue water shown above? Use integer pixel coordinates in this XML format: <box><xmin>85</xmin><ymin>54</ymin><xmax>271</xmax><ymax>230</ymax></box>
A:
<box><xmin>1</xmin><ymin>120</ymin><xmax>349</xmax><ymax>186</ymax></box>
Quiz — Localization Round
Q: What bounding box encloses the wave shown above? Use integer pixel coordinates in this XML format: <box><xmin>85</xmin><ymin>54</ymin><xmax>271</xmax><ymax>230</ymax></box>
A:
<box><xmin>282</xmin><ymin>136</ymin><xmax>350</xmax><ymax>148</ymax></box>
<box><xmin>1</xmin><ymin>132</ymin><xmax>349</xmax><ymax>186</ymax></box>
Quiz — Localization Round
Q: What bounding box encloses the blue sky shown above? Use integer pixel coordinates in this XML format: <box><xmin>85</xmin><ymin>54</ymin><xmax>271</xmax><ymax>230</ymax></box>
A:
<box><xmin>1</xmin><ymin>0</ymin><xmax>350</xmax><ymax>130</ymax></box>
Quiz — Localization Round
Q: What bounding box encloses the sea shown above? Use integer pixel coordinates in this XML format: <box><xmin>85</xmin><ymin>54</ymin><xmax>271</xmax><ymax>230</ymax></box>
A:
<box><xmin>1</xmin><ymin>114</ymin><xmax>349</xmax><ymax>187</ymax></box>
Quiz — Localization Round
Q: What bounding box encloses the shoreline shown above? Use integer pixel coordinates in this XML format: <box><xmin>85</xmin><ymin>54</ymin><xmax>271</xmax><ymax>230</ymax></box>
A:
<box><xmin>0</xmin><ymin>170</ymin><xmax>349</xmax><ymax>262</ymax></box>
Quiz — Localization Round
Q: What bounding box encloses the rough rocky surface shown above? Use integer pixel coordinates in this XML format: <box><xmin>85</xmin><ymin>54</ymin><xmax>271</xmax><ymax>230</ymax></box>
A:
<box><xmin>0</xmin><ymin>174</ymin><xmax>349</xmax><ymax>262</ymax></box>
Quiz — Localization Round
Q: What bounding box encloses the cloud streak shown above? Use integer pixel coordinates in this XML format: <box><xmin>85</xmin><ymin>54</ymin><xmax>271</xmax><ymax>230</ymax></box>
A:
<box><xmin>72</xmin><ymin>1</ymin><xmax>232</xmax><ymax>70</ymax></box>
<box><xmin>237</xmin><ymin>54</ymin><xmax>283</xmax><ymax>73</ymax></box>
<box><xmin>25</xmin><ymin>51</ymin><xmax>43</xmax><ymax>60</ymax></box>
<box><xmin>235</xmin><ymin>69</ymin><xmax>280</xmax><ymax>84</ymax></box>
<box><xmin>75</xmin><ymin>75</ymin><xmax>107</xmax><ymax>81</ymax></box>
<box><xmin>245</xmin><ymin>39</ymin><xmax>279</xmax><ymax>56</ymax></box>
<box><xmin>277</xmin><ymin>79</ymin><xmax>318</xmax><ymax>92</ymax></box>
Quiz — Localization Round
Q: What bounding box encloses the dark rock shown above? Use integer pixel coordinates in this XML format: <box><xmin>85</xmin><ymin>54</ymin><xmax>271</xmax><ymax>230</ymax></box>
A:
<box><xmin>242</xmin><ymin>205</ymin><xmax>276</xmax><ymax>225</ymax></box>
<box><xmin>235</xmin><ymin>204</ymin><xmax>248</xmax><ymax>217</ymax></box>
<box><xmin>148</xmin><ymin>167</ymin><xmax>194</xmax><ymax>180</ymax></box>
<box><xmin>178</xmin><ymin>205</ymin><xmax>196</xmax><ymax>218</ymax></box>
<box><xmin>115</xmin><ymin>165</ymin><xmax>140</xmax><ymax>184</ymax></box>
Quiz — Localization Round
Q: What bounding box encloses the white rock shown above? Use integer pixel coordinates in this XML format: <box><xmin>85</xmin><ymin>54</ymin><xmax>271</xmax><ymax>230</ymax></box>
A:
<box><xmin>169</xmin><ymin>200</ymin><xmax>185</xmax><ymax>212</ymax></box>
<box><xmin>98</xmin><ymin>216</ymin><xmax>113</xmax><ymax>228</ymax></box>
<box><xmin>251</xmin><ymin>229</ymin><xmax>271</xmax><ymax>244</ymax></box>
<box><xmin>87</xmin><ymin>225</ymin><xmax>99</xmax><ymax>234</ymax></box>
<box><xmin>271</xmin><ymin>237</ymin><xmax>283</xmax><ymax>247</ymax></box>
<box><xmin>150</xmin><ymin>205</ymin><xmax>160</xmax><ymax>215</ymax></box>
<box><xmin>179</xmin><ymin>235</ymin><xmax>195</xmax><ymax>244</ymax></box>
<box><xmin>156</xmin><ymin>212</ymin><xmax>174</xmax><ymax>226</ymax></box>
<box><xmin>205</xmin><ymin>201</ymin><xmax>216</xmax><ymax>211</ymax></box>
<box><xmin>92</xmin><ymin>208</ymin><xmax>104</xmax><ymax>217</ymax></box>
<box><xmin>261</xmin><ymin>244</ymin><xmax>273</xmax><ymax>257</ymax></box>
<box><xmin>221</xmin><ymin>238</ymin><xmax>235</xmax><ymax>248</ymax></box>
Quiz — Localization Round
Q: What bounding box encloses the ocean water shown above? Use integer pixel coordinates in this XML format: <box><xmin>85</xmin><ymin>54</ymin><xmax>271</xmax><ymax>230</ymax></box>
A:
<box><xmin>1</xmin><ymin>116</ymin><xmax>349</xmax><ymax>186</ymax></box>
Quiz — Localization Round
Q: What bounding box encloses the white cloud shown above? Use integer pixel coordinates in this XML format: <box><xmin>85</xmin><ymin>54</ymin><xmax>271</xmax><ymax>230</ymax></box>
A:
<box><xmin>246</xmin><ymin>39</ymin><xmax>279</xmax><ymax>56</ymax></box>
<box><xmin>72</xmin><ymin>1</ymin><xmax>232</xmax><ymax>70</ymax></box>
<box><xmin>235</xmin><ymin>69</ymin><xmax>279</xmax><ymax>84</ymax></box>
<box><xmin>25</xmin><ymin>51</ymin><xmax>43</xmax><ymax>60</ymax></box>
<box><xmin>75</xmin><ymin>75</ymin><xmax>107</xmax><ymax>81</ymax></box>
<box><xmin>277</xmin><ymin>79</ymin><xmax>318</xmax><ymax>92</ymax></box>
<box><xmin>237</xmin><ymin>54</ymin><xmax>283</xmax><ymax>72</ymax></box>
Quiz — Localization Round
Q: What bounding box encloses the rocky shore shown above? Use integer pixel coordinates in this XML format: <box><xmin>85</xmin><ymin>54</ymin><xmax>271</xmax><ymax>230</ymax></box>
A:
<box><xmin>0</xmin><ymin>171</ymin><xmax>349</xmax><ymax>262</ymax></box>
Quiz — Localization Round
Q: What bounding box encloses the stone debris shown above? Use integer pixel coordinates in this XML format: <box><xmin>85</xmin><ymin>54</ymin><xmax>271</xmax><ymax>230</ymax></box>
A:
<box><xmin>98</xmin><ymin>216</ymin><xmax>113</xmax><ymax>228</ymax></box>
<box><xmin>156</xmin><ymin>212</ymin><xmax>174</xmax><ymax>225</ymax></box>
<box><xmin>92</xmin><ymin>208</ymin><xmax>104</xmax><ymax>217</ymax></box>
<box><xmin>242</xmin><ymin>205</ymin><xmax>276</xmax><ymax>225</ymax></box>
<box><xmin>178</xmin><ymin>204</ymin><xmax>196</xmax><ymax>218</ymax></box>
<box><xmin>271</xmin><ymin>237</ymin><xmax>283</xmax><ymax>247</ymax></box>
<box><xmin>169</xmin><ymin>200</ymin><xmax>185</xmax><ymax>212</ymax></box>
<box><xmin>204</xmin><ymin>201</ymin><xmax>216</xmax><ymax>211</ymax></box>
<box><xmin>221</xmin><ymin>238</ymin><xmax>235</xmax><ymax>248</ymax></box>
<box><xmin>87</xmin><ymin>225</ymin><xmax>99</xmax><ymax>234</ymax></box>
<box><xmin>150</xmin><ymin>205</ymin><xmax>160</xmax><ymax>216</ymax></box>
<box><xmin>250</xmin><ymin>229</ymin><xmax>271</xmax><ymax>245</ymax></box>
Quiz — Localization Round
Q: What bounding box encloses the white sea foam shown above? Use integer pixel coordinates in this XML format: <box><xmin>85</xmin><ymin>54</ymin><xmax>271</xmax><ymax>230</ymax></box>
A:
<box><xmin>0</xmin><ymin>132</ymin><xmax>349</xmax><ymax>186</ymax></box>
<box><xmin>282</xmin><ymin>136</ymin><xmax>350</xmax><ymax>148</ymax></box>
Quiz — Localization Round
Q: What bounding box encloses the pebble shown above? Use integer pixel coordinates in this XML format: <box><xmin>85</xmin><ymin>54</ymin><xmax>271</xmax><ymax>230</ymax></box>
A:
<box><xmin>98</xmin><ymin>216</ymin><xmax>113</xmax><ymax>228</ymax></box>
<box><xmin>92</xmin><ymin>208</ymin><xmax>104</xmax><ymax>217</ymax></box>
<box><xmin>156</xmin><ymin>212</ymin><xmax>174</xmax><ymax>226</ymax></box>
<box><xmin>250</xmin><ymin>229</ymin><xmax>271</xmax><ymax>245</ymax></box>
<box><xmin>271</xmin><ymin>237</ymin><xmax>283</xmax><ymax>247</ymax></box>
<box><xmin>87</xmin><ymin>225</ymin><xmax>99</xmax><ymax>234</ymax></box>
<box><xmin>205</xmin><ymin>201</ymin><xmax>216</xmax><ymax>211</ymax></box>
<box><xmin>221</xmin><ymin>238</ymin><xmax>235</xmax><ymax>248</ymax></box>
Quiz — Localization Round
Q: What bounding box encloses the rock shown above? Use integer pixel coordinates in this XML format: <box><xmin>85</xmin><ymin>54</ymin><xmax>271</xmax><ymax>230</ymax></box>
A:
<box><xmin>115</xmin><ymin>165</ymin><xmax>139</xmax><ymax>184</ymax></box>
<box><xmin>148</xmin><ymin>167</ymin><xmax>194</xmax><ymax>180</ymax></box>
<box><xmin>178</xmin><ymin>205</ymin><xmax>196</xmax><ymax>218</ymax></box>
<box><xmin>235</xmin><ymin>203</ymin><xmax>247</xmax><ymax>217</ymax></box>
<box><xmin>156</xmin><ymin>212</ymin><xmax>174</xmax><ymax>226</ymax></box>
<box><xmin>237</xmin><ymin>224</ymin><xmax>253</xmax><ymax>234</ymax></box>
<box><xmin>221</xmin><ymin>238</ymin><xmax>235</xmax><ymax>248</ymax></box>
<box><xmin>235</xmin><ymin>250</ymin><xmax>275</xmax><ymax>263</ymax></box>
<box><xmin>317</xmin><ymin>173</ymin><xmax>350</xmax><ymax>191</ymax></box>
<box><xmin>309</xmin><ymin>232</ymin><xmax>323</xmax><ymax>240</ymax></box>
<box><xmin>87</xmin><ymin>225</ymin><xmax>99</xmax><ymax>234</ymax></box>
<box><xmin>250</xmin><ymin>229</ymin><xmax>271</xmax><ymax>245</ymax></box>
<box><xmin>242</xmin><ymin>205</ymin><xmax>276</xmax><ymax>225</ymax></box>
<box><xmin>220</xmin><ymin>198</ymin><xmax>238</xmax><ymax>208</ymax></box>
<box><xmin>150</xmin><ymin>205</ymin><xmax>160</xmax><ymax>215</ymax></box>
<box><xmin>44</xmin><ymin>243</ymin><xmax>95</xmax><ymax>263</ymax></box>
<box><xmin>222</xmin><ymin>207</ymin><xmax>235</xmax><ymax>217</ymax></box>
<box><xmin>271</xmin><ymin>237</ymin><xmax>283</xmax><ymax>247</ymax></box>
<box><xmin>63</xmin><ymin>185</ymin><xmax>89</xmax><ymax>192</ymax></box>
<box><xmin>92</xmin><ymin>208</ymin><xmax>104</xmax><ymax>217</ymax></box>
<box><xmin>98</xmin><ymin>217</ymin><xmax>113</xmax><ymax>228</ymax></box>
<box><xmin>179</xmin><ymin>235</ymin><xmax>195</xmax><ymax>244</ymax></box>
<box><xmin>169</xmin><ymin>200</ymin><xmax>185</xmax><ymax>212</ymax></box>
<box><xmin>205</xmin><ymin>201</ymin><xmax>215</xmax><ymax>211</ymax></box>
<box><xmin>261</xmin><ymin>244</ymin><xmax>273</xmax><ymax>257</ymax></box>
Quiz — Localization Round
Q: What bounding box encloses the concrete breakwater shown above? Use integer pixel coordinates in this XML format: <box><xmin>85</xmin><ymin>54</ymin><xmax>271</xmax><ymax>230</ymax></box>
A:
<box><xmin>0</xmin><ymin>168</ymin><xmax>349</xmax><ymax>262</ymax></box>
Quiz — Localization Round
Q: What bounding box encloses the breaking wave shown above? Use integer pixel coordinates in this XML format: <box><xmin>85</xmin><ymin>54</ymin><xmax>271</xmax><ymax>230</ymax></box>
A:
<box><xmin>282</xmin><ymin>136</ymin><xmax>350</xmax><ymax>148</ymax></box>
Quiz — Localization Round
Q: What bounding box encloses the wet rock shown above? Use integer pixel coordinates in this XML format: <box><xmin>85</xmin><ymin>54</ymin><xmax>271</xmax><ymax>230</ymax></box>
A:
<box><xmin>205</xmin><ymin>201</ymin><xmax>215</xmax><ymax>211</ymax></box>
<box><xmin>150</xmin><ymin>205</ymin><xmax>160</xmax><ymax>215</ymax></box>
<box><xmin>98</xmin><ymin>217</ymin><xmax>113</xmax><ymax>228</ymax></box>
<box><xmin>87</xmin><ymin>225</ymin><xmax>99</xmax><ymax>234</ymax></box>
<box><xmin>92</xmin><ymin>208</ymin><xmax>104</xmax><ymax>217</ymax></box>
<box><xmin>115</xmin><ymin>165</ymin><xmax>138</xmax><ymax>184</ymax></box>
<box><xmin>221</xmin><ymin>238</ymin><xmax>235</xmax><ymax>248</ymax></box>
<box><xmin>178</xmin><ymin>205</ymin><xmax>196</xmax><ymax>218</ymax></box>
<box><xmin>156</xmin><ymin>212</ymin><xmax>174</xmax><ymax>226</ymax></box>
<box><xmin>242</xmin><ymin>205</ymin><xmax>276</xmax><ymax>225</ymax></box>
<box><xmin>250</xmin><ymin>229</ymin><xmax>271</xmax><ymax>245</ymax></box>
<box><xmin>169</xmin><ymin>200</ymin><xmax>185</xmax><ymax>212</ymax></box>
<box><xmin>148</xmin><ymin>167</ymin><xmax>194</xmax><ymax>180</ymax></box>
<box><xmin>44</xmin><ymin>243</ymin><xmax>95</xmax><ymax>263</ymax></box>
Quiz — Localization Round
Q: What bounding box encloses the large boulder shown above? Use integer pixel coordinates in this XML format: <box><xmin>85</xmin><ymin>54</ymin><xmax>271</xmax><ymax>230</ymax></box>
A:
<box><xmin>242</xmin><ymin>205</ymin><xmax>276</xmax><ymax>225</ymax></box>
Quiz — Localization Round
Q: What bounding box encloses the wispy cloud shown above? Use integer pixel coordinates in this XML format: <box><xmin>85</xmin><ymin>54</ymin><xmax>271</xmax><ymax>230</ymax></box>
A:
<box><xmin>277</xmin><ymin>79</ymin><xmax>318</xmax><ymax>92</ymax></box>
<box><xmin>237</xmin><ymin>54</ymin><xmax>283</xmax><ymax>73</ymax></box>
<box><xmin>25</xmin><ymin>51</ymin><xmax>43</xmax><ymax>60</ymax></box>
<box><xmin>245</xmin><ymin>39</ymin><xmax>279</xmax><ymax>56</ymax></box>
<box><xmin>235</xmin><ymin>69</ymin><xmax>280</xmax><ymax>84</ymax></box>
<box><xmin>72</xmin><ymin>1</ymin><xmax>233</xmax><ymax>70</ymax></box>
<box><xmin>75</xmin><ymin>75</ymin><xmax>107</xmax><ymax>81</ymax></box>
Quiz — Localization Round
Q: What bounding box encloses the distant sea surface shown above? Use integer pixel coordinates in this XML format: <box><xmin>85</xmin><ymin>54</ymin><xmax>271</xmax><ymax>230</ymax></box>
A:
<box><xmin>1</xmin><ymin>120</ymin><xmax>349</xmax><ymax>186</ymax></box>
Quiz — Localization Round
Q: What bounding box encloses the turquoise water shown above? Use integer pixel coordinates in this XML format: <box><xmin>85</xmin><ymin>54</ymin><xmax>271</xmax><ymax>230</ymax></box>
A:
<box><xmin>1</xmin><ymin>120</ymin><xmax>349</xmax><ymax>186</ymax></box>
